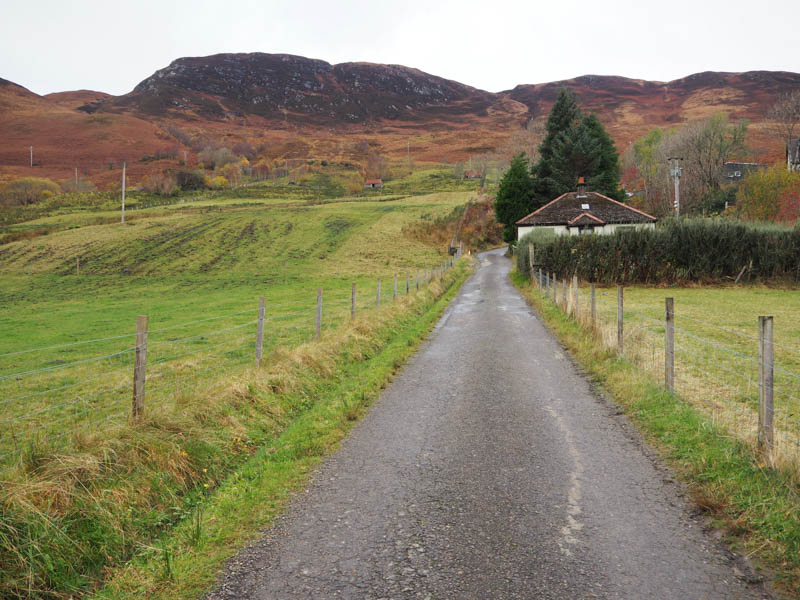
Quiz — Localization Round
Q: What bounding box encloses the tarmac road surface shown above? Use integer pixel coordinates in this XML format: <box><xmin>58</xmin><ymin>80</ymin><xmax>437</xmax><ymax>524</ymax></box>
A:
<box><xmin>206</xmin><ymin>248</ymin><xmax>770</xmax><ymax>599</ymax></box>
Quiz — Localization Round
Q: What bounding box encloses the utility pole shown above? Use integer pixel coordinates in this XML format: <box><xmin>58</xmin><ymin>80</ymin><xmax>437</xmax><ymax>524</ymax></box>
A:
<box><xmin>183</xmin><ymin>150</ymin><xmax>188</xmax><ymax>164</ymax></box>
<box><xmin>669</xmin><ymin>157</ymin><xmax>683</xmax><ymax>218</ymax></box>
<box><xmin>29</xmin><ymin>146</ymin><xmax>33</xmax><ymax>167</ymax></box>
<box><xmin>407</xmin><ymin>140</ymin><xmax>411</xmax><ymax>173</ymax></box>
<box><xmin>75</xmin><ymin>167</ymin><xmax>78</xmax><ymax>190</ymax></box>
<box><xmin>121</xmin><ymin>162</ymin><xmax>126</xmax><ymax>224</ymax></box>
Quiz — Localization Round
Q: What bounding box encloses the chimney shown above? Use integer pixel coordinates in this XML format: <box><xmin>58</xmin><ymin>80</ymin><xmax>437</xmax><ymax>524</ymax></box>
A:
<box><xmin>576</xmin><ymin>176</ymin><xmax>587</xmax><ymax>197</ymax></box>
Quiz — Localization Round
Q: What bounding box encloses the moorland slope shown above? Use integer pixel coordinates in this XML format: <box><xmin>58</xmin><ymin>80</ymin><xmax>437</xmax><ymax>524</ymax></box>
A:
<box><xmin>1</xmin><ymin>54</ymin><xmax>798</xmax><ymax>186</ymax></box>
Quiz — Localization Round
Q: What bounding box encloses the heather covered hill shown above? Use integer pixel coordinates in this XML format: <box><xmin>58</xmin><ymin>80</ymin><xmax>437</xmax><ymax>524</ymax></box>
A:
<box><xmin>1</xmin><ymin>53</ymin><xmax>798</xmax><ymax>187</ymax></box>
<box><xmin>105</xmin><ymin>53</ymin><xmax>500</xmax><ymax>123</ymax></box>
<box><xmin>506</xmin><ymin>70</ymin><xmax>800</xmax><ymax>162</ymax></box>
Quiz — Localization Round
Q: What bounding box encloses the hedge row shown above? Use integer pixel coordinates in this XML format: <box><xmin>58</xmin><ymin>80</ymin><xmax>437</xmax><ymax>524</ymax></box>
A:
<box><xmin>517</xmin><ymin>220</ymin><xmax>800</xmax><ymax>284</ymax></box>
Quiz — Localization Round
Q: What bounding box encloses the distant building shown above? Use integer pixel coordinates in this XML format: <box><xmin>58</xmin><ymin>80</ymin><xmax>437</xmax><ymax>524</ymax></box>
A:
<box><xmin>721</xmin><ymin>161</ymin><xmax>767</xmax><ymax>183</ymax></box>
<box><xmin>515</xmin><ymin>178</ymin><xmax>657</xmax><ymax>240</ymax></box>
<box><xmin>788</xmin><ymin>139</ymin><xmax>800</xmax><ymax>172</ymax></box>
<box><xmin>364</xmin><ymin>178</ymin><xmax>383</xmax><ymax>189</ymax></box>
<box><xmin>464</xmin><ymin>170</ymin><xmax>483</xmax><ymax>179</ymax></box>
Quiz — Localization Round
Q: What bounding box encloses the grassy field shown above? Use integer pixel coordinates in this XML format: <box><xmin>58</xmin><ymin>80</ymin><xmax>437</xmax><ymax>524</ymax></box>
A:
<box><xmin>0</xmin><ymin>181</ymin><xmax>475</xmax><ymax>598</ymax></box>
<box><xmin>535</xmin><ymin>275</ymin><xmax>800</xmax><ymax>472</ymax></box>
<box><xmin>513</xmin><ymin>273</ymin><xmax>800</xmax><ymax>596</ymax></box>
<box><xmin>0</xmin><ymin>190</ymin><xmax>471</xmax><ymax>461</ymax></box>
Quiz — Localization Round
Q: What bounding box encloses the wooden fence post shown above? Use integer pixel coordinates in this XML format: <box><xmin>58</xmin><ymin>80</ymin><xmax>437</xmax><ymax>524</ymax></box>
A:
<box><xmin>315</xmin><ymin>288</ymin><xmax>322</xmax><ymax>341</ymax></box>
<box><xmin>351</xmin><ymin>283</ymin><xmax>356</xmax><ymax>320</ymax></box>
<box><xmin>572</xmin><ymin>275</ymin><xmax>578</xmax><ymax>316</ymax></box>
<box><xmin>416</xmin><ymin>272</ymin><xmax>419</xmax><ymax>290</ymax></box>
<box><xmin>665</xmin><ymin>298</ymin><xmax>674</xmax><ymax>392</ymax></box>
<box><xmin>132</xmin><ymin>315</ymin><xmax>148</xmax><ymax>418</ymax></box>
<box><xmin>617</xmin><ymin>285</ymin><xmax>624</xmax><ymax>354</ymax></box>
<box><xmin>377</xmin><ymin>280</ymin><xmax>381</xmax><ymax>307</ymax></box>
<box><xmin>590</xmin><ymin>284</ymin><xmax>596</xmax><ymax>329</ymax></box>
<box><xmin>528</xmin><ymin>243</ymin><xmax>534</xmax><ymax>280</ymax></box>
<box><xmin>552</xmin><ymin>273</ymin><xmax>557</xmax><ymax>303</ymax></box>
<box><xmin>406</xmin><ymin>274</ymin><xmax>410</xmax><ymax>294</ymax></box>
<box><xmin>561</xmin><ymin>278</ymin><xmax>567</xmax><ymax>309</ymax></box>
<box><xmin>256</xmin><ymin>297</ymin><xmax>265</xmax><ymax>365</ymax></box>
<box><xmin>758</xmin><ymin>315</ymin><xmax>774</xmax><ymax>454</ymax></box>
<box><xmin>393</xmin><ymin>274</ymin><xmax>398</xmax><ymax>302</ymax></box>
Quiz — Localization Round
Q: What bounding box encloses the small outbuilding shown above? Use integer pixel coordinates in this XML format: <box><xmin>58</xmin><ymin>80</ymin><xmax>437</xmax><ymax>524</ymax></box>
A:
<box><xmin>515</xmin><ymin>179</ymin><xmax>657</xmax><ymax>240</ymax></box>
<box><xmin>364</xmin><ymin>178</ymin><xmax>384</xmax><ymax>189</ymax></box>
<box><xmin>721</xmin><ymin>161</ymin><xmax>767</xmax><ymax>183</ymax></box>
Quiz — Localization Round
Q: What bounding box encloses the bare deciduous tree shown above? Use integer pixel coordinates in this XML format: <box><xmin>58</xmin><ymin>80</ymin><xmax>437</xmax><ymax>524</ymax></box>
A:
<box><xmin>767</xmin><ymin>89</ymin><xmax>800</xmax><ymax>151</ymax></box>
<box><xmin>628</xmin><ymin>114</ymin><xmax>747</xmax><ymax>216</ymax></box>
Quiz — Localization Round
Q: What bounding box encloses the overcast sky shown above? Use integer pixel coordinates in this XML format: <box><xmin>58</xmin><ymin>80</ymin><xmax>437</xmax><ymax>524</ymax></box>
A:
<box><xmin>1</xmin><ymin>0</ymin><xmax>797</xmax><ymax>96</ymax></box>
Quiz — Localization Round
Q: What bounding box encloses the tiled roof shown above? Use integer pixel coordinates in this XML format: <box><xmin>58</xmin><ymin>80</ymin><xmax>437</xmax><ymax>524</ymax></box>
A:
<box><xmin>364</xmin><ymin>179</ymin><xmax>383</xmax><ymax>185</ymax></box>
<box><xmin>516</xmin><ymin>191</ymin><xmax>657</xmax><ymax>226</ymax></box>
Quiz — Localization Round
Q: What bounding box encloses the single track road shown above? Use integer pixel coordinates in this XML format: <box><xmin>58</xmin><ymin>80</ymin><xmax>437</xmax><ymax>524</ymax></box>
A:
<box><xmin>206</xmin><ymin>248</ymin><xmax>770</xmax><ymax>599</ymax></box>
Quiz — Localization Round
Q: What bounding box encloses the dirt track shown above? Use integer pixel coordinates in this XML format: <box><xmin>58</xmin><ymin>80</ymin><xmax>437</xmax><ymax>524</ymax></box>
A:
<box><xmin>205</xmin><ymin>248</ymin><xmax>770</xmax><ymax>599</ymax></box>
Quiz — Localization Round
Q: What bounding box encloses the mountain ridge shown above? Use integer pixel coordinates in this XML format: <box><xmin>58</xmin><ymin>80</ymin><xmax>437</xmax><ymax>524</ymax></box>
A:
<box><xmin>1</xmin><ymin>53</ymin><xmax>798</xmax><ymax>186</ymax></box>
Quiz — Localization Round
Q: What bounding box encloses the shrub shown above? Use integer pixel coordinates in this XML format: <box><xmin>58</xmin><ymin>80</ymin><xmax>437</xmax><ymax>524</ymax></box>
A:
<box><xmin>735</xmin><ymin>165</ymin><xmax>800</xmax><ymax>222</ymax></box>
<box><xmin>140</xmin><ymin>173</ymin><xmax>178</xmax><ymax>196</ymax></box>
<box><xmin>523</xmin><ymin>219</ymin><xmax>800</xmax><ymax>284</ymax></box>
<box><xmin>197</xmin><ymin>147</ymin><xmax>236</xmax><ymax>170</ymax></box>
<box><xmin>0</xmin><ymin>177</ymin><xmax>60</xmax><ymax>206</ymax></box>
<box><xmin>175</xmin><ymin>170</ymin><xmax>207</xmax><ymax>191</ymax></box>
<box><xmin>206</xmin><ymin>175</ymin><xmax>228</xmax><ymax>189</ymax></box>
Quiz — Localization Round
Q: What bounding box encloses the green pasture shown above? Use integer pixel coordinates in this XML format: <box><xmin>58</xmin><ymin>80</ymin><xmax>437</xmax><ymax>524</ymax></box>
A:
<box><xmin>0</xmin><ymin>190</ymin><xmax>469</xmax><ymax>472</ymax></box>
<box><xmin>548</xmin><ymin>280</ymin><xmax>800</xmax><ymax>468</ymax></box>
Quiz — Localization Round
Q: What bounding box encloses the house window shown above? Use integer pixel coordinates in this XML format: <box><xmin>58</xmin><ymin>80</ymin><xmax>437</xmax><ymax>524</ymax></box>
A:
<box><xmin>579</xmin><ymin>226</ymin><xmax>594</xmax><ymax>235</ymax></box>
<box><xmin>581</xmin><ymin>203</ymin><xmax>590</xmax><ymax>210</ymax></box>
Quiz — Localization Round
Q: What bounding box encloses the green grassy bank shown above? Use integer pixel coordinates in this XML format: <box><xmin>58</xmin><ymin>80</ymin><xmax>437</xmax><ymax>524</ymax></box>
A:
<box><xmin>1</xmin><ymin>258</ymin><xmax>470</xmax><ymax>599</ymax></box>
<box><xmin>511</xmin><ymin>271</ymin><xmax>800</xmax><ymax>597</ymax></box>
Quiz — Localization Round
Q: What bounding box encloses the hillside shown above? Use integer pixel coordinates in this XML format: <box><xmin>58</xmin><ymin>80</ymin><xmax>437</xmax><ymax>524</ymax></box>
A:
<box><xmin>105</xmin><ymin>53</ymin><xmax>498</xmax><ymax>123</ymax></box>
<box><xmin>506</xmin><ymin>70</ymin><xmax>800</xmax><ymax>164</ymax></box>
<box><xmin>1</xmin><ymin>54</ymin><xmax>798</xmax><ymax>187</ymax></box>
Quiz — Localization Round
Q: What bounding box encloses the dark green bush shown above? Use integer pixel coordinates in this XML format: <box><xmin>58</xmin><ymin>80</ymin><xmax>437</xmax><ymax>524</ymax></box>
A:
<box><xmin>521</xmin><ymin>219</ymin><xmax>800</xmax><ymax>284</ymax></box>
<box><xmin>176</xmin><ymin>170</ymin><xmax>207</xmax><ymax>191</ymax></box>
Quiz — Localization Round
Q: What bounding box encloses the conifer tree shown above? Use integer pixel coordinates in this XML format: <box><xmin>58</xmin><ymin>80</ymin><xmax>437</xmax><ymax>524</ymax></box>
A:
<box><xmin>494</xmin><ymin>153</ymin><xmax>533</xmax><ymax>242</ymax></box>
<box><xmin>532</xmin><ymin>89</ymin><xmax>581</xmax><ymax>201</ymax></box>
<box><xmin>532</xmin><ymin>89</ymin><xmax>623</xmax><ymax>202</ymax></box>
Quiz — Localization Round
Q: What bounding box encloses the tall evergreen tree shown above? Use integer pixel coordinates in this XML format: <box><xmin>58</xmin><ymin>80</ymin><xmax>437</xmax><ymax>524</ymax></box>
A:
<box><xmin>532</xmin><ymin>89</ymin><xmax>581</xmax><ymax>202</ymax></box>
<box><xmin>494</xmin><ymin>153</ymin><xmax>533</xmax><ymax>242</ymax></box>
<box><xmin>580</xmin><ymin>113</ymin><xmax>623</xmax><ymax>200</ymax></box>
<box><xmin>532</xmin><ymin>89</ymin><xmax>623</xmax><ymax>202</ymax></box>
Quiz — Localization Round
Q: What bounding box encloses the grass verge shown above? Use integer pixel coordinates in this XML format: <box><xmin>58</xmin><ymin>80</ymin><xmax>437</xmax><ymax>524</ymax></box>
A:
<box><xmin>510</xmin><ymin>271</ymin><xmax>800</xmax><ymax>597</ymax></box>
<box><xmin>79</xmin><ymin>260</ymin><xmax>471</xmax><ymax>600</ymax></box>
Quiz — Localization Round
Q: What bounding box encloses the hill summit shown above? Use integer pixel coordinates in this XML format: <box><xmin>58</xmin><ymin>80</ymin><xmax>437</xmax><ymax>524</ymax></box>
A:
<box><xmin>87</xmin><ymin>53</ymin><xmax>497</xmax><ymax>124</ymax></box>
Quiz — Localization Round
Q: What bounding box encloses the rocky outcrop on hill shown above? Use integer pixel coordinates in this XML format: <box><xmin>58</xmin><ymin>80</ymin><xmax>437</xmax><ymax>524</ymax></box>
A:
<box><xmin>107</xmin><ymin>53</ymin><xmax>496</xmax><ymax>123</ymax></box>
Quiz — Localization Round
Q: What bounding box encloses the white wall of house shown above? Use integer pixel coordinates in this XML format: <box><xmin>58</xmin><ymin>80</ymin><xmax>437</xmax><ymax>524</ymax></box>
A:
<box><xmin>517</xmin><ymin>222</ymin><xmax>655</xmax><ymax>241</ymax></box>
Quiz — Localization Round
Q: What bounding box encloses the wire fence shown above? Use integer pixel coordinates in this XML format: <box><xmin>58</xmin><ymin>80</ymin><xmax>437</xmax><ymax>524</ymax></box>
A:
<box><xmin>0</xmin><ymin>258</ymin><xmax>459</xmax><ymax>474</ymax></box>
<box><xmin>531</xmin><ymin>268</ymin><xmax>800</xmax><ymax>472</ymax></box>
